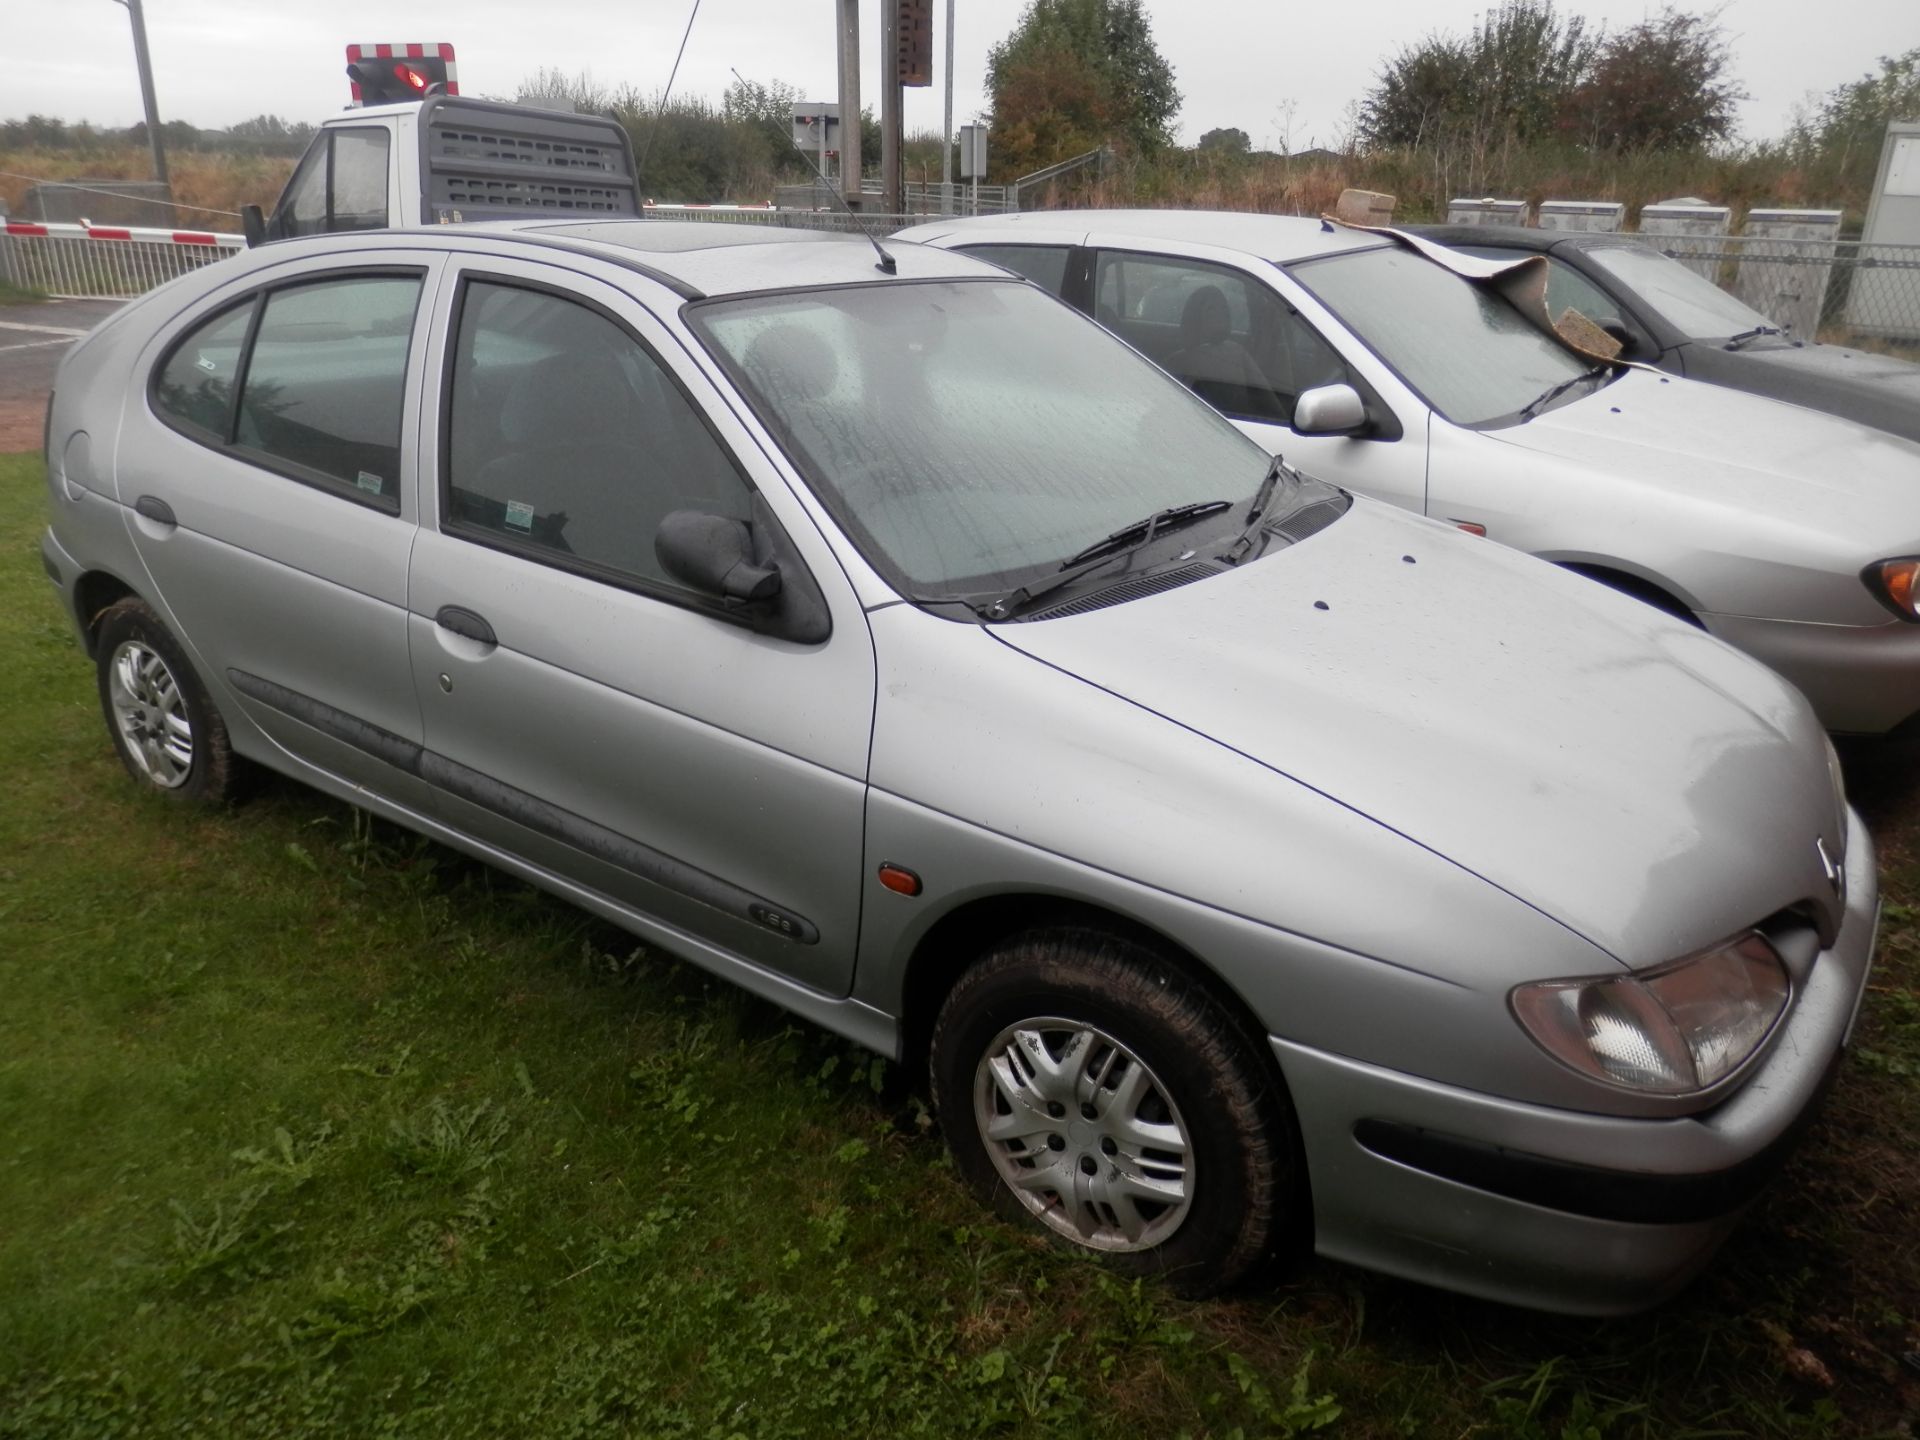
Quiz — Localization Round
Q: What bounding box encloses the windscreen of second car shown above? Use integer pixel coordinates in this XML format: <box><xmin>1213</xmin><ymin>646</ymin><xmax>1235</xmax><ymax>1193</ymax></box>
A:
<box><xmin>1290</xmin><ymin>246</ymin><xmax>1594</xmax><ymax>427</ymax></box>
<box><xmin>691</xmin><ymin>280</ymin><xmax>1301</xmax><ymax>601</ymax></box>
<box><xmin>1583</xmin><ymin>244</ymin><xmax>1774</xmax><ymax>340</ymax></box>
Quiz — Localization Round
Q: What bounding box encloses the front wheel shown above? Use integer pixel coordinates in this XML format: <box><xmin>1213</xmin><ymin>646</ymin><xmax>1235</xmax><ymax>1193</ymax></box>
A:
<box><xmin>930</xmin><ymin>925</ymin><xmax>1302</xmax><ymax>1295</ymax></box>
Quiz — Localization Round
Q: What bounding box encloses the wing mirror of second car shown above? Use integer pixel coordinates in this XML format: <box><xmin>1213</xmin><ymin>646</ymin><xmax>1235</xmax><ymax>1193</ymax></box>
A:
<box><xmin>655</xmin><ymin>510</ymin><xmax>784</xmax><ymax>605</ymax></box>
<box><xmin>1292</xmin><ymin>383</ymin><xmax>1369</xmax><ymax>436</ymax></box>
<box><xmin>241</xmin><ymin>204</ymin><xmax>266</xmax><ymax>248</ymax></box>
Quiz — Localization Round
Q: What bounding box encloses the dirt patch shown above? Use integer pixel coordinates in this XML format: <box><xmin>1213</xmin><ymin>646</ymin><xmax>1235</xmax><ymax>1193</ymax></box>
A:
<box><xmin>0</xmin><ymin>397</ymin><xmax>46</xmax><ymax>453</ymax></box>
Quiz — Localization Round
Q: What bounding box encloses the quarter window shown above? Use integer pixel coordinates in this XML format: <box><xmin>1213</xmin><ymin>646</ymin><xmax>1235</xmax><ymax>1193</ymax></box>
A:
<box><xmin>235</xmin><ymin>276</ymin><xmax>421</xmax><ymax>501</ymax></box>
<box><xmin>152</xmin><ymin>301</ymin><xmax>252</xmax><ymax>439</ymax></box>
<box><xmin>445</xmin><ymin>280</ymin><xmax>752</xmax><ymax>590</ymax></box>
<box><xmin>1090</xmin><ymin>251</ymin><xmax>1349</xmax><ymax>426</ymax></box>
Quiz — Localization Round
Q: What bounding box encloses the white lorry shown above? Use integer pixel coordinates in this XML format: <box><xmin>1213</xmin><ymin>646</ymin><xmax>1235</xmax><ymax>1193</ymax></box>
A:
<box><xmin>243</xmin><ymin>92</ymin><xmax>639</xmax><ymax>244</ymax></box>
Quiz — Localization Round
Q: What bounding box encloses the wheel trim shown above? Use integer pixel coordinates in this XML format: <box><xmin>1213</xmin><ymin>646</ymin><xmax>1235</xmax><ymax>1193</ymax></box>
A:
<box><xmin>108</xmin><ymin>640</ymin><xmax>194</xmax><ymax>789</ymax></box>
<box><xmin>973</xmin><ymin>1016</ymin><xmax>1193</xmax><ymax>1253</ymax></box>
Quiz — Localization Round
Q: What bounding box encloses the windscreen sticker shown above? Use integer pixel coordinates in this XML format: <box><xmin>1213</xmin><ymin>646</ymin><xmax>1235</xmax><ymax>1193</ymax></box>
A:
<box><xmin>355</xmin><ymin>471</ymin><xmax>384</xmax><ymax>494</ymax></box>
<box><xmin>505</xmin><ymin>500</ymin><xmax>535</xmax><ymax>532</ymax></box>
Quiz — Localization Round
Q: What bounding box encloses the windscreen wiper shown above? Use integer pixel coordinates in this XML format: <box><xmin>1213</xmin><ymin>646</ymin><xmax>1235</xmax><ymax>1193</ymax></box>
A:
<box><xmin>1519</xmin><ymin>365</ymin><xmax>1611</xmax><ymax>422</ymax></box>
<box><xmin>1058</xmin><ymin>501</ymin><xmax>1230</xmax><ymax>568</ymax></box>
<box><xmin>1723</xmin><ymin>324</ymin><xmax>1784</xmax><ymax>351</ymax></box>
<box><xmin>985</xmin><ymin>501</ymin><xmax>1229</xmax><ymax>620</ymax></box>
<box><xmin>1223</xmin><ymin>452</ymin><xmax>1296</xmax><ymax>565</ymax></box>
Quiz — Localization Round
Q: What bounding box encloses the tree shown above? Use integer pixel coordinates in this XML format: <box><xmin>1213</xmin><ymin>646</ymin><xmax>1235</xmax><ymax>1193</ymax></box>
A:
<box><xmin>1197</xmin><ymin>127</ymin><xmax>1251</xmax><ymax>155</ymax></box>
<box><xmin>1359</xmin><ymin>0</ymin><xmax>1599</xmax><ymax>149</ymax></box>
<box><xmin>1563</xmin><ymin>7</ymin><xmax>1743</xmax><ymax>150</ymax></box>
<box><xmin>1795</xmin><ymin>47</ymin><xmax>1920</xmax><ymax>176</ymax></box>
<box><xmin>986</xmin><ymin>0</ymin><xmax>1180</xmax><ymax>175</ymax></box>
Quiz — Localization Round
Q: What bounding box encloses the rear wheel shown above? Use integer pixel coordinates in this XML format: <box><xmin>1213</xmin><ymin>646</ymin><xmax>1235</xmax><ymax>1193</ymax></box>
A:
<box><xmin>94</xmin><ymin>597</ymin><xmax>242</xmax><ymax>806</ymax></box>
<box><xmin>930</xmin><ymin>925</ymin><xmax>1301</xmax><ymax>1294</ymax></box>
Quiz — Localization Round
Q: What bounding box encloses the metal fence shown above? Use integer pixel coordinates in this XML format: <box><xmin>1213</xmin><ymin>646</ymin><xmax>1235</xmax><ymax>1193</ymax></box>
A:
<box><xmin>1622</xmin><ymin>232</ymin><xmax>1920</xmax><ymax>346</ymax></box>
<box><xmin>642</xmin><ymin>206</ymin><xmax>929</xmax><ymax>234</ymax></box>
<box><xmin>0</xmin><ymin>222</ymin><xmax>244</xmax><ymax>299</ymax></box>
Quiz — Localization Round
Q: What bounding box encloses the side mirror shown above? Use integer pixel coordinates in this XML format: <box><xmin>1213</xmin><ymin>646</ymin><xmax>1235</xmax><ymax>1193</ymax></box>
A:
<box><xmin>656</xmin><ymin>510</ymin><xmax>783</xmax><ymax>604</ymax></box>
<box><xmin>241</xmin><ymin>204</ymin><xmax>266</xmax><ymax>248</ymax></box>
<box><xmin>1293</xmin><ymin>383</ymin><xmax>1368</xmax><ymax>436</ymax></box>
<box><xmin>1597</xmin><ymin>316</ymin><xmax>1638</xmax><ymax>351</ymax></box>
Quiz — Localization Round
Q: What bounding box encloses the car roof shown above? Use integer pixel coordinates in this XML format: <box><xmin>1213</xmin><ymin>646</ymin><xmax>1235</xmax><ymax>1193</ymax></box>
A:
<box><xmin>1411</xmin><ymin>223</ymin><xmax>1640</xmax><ymax>254</ymax></box>
<box><xmin>906</xmin><ymin>209</ymin><xmax>1386</xmax><ymax>263</ymax></box>
<box><xmin>251</xmin><ymin>219</ymin><xmax>1007</xmax><ymax>301</ymax></box>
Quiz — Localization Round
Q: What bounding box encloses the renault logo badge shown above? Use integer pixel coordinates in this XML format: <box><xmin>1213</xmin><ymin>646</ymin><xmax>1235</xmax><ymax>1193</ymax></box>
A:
<box><xmin>1816</xmin><ymin>836</ymin><xmax>1844</xmax><ymax>905</ymax></box>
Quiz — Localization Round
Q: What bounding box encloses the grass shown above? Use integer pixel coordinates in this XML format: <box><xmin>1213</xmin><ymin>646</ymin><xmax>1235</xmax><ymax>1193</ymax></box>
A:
<box><xmin>0</xmin><ymin>281</ymin><xmax>49</xmax><ymax>305</ymax></box>
<box><xmin>0</xmin><ymin>450</ymin><xmax>1915</xmax><ymax>1437</ymax></box>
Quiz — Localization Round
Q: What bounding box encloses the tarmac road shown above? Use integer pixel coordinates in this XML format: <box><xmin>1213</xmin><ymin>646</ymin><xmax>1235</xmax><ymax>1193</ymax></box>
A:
<box><xmin>0</xmin><ymin>298</ymin><xmax>123</xmax><ymax>452</ymax></box>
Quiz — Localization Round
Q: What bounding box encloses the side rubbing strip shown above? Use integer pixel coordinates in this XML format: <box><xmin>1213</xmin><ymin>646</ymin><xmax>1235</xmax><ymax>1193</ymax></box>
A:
<box><xmin>227</xmin><ymin>669</ymin><xmax>424</xmax><ymax>775</ymax></box>
<box><xmin>418</xmin><ymin>751</ymin><xmax>821</xmax><ymax>945</ymax></box>
<box><xmin>225</xmin><ymin>670</ymin><xmax>821</xmax><ymax>945</ymax></box>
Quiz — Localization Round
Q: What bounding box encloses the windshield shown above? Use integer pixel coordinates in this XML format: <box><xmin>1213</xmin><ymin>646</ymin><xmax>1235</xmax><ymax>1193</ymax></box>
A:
<box><xmin>1291</xmin><ymin>246</ymin><xmax>1592</xmax><ymax>426</ymax></box>
<box><xmin>1584</xmin><ymin>244</ymin><xmax>1774</xmax><ymax>339</ymax></box>
<box><xmin>691</xmin><ymin>280</ymin><xmax>1284</xmax><ymax>600</ymax></box>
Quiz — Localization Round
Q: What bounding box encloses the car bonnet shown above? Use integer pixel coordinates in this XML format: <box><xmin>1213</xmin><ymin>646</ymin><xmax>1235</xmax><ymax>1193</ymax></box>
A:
<box><xmin>1483</xmin><ymin>368</ymin><xmax>1920</xmax><ymax>544</ymax></box>
<box><xmin>991</xmin><ymin>498</ymin><xmax>1845</xmax><ymax>969</ymax></box>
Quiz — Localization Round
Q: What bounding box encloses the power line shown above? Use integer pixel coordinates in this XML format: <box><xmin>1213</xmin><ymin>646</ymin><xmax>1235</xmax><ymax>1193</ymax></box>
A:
<box><xmin>638</xmin><ymin>0</ymin><xmax>705</xmax><ymax>181</ymax></box>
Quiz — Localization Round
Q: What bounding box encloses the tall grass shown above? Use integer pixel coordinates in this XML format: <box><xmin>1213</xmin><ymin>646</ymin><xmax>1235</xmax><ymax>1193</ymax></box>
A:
<box><xmin>0</xmin><ymin>147</ymin><xmax>295</xmax><ymax>229</ymax></box>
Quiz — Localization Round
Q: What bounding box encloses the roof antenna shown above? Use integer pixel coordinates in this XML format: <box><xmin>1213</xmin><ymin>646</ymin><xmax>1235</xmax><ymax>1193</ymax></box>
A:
<box><xmin>730</xmin><ymin>69</ymin><xmax>896</xmax><ymax>275</ymax></box>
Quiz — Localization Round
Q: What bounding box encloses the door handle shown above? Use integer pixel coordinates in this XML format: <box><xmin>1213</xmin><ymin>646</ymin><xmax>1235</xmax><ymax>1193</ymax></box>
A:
<box><xmin>134</xmin><ymin>495</ymin><xmax>177</xmax><ymax>527</ymax></box>
<box><xmin>435</xmin><ymin>605</ymin><xmax>497</xmax><ymax>647</ymax></box>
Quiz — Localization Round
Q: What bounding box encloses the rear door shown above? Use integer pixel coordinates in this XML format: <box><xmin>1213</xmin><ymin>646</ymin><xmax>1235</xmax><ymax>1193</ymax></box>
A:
<box><xmin>121</xmin><ymin>252</ymin><xmax>440</xmax><ymax>804</ymax></box>
<box><xmin>406</xmin><ymin>255</ymin><xmax>876</xmax><ymax>995</ymax></box>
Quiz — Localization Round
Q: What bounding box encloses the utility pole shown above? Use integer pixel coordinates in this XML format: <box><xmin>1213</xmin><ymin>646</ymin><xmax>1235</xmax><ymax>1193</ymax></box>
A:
<box><xmin>836</xmin><ymin>0</ymin><xmax>862</xmax><ymax>207</ymax></box>
<box><xmin>880</xmin><ymin>2</ymin><xmax>902</xmax><ymax>215</ymax></box>
<box><xmin>111</xmin><ymin>0</ymin><xmax>170</xmax><ymax>191</ymax></box>
<box><xmin>943</xmin><ymin>0</ymin><xmax>955</xmax><ymax>210</ymax></box>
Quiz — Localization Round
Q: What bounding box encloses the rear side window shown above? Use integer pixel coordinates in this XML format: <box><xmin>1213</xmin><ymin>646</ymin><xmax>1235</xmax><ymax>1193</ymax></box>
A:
<box><xmin>961</xmin><ymin>244</ymin><xmax>1072</xmax><ymax>296</ymax></box>
<box><xmin>150</xmin><ymin>271</ymin><xmax>423</xmax><ymax>511</ymax></box>
<box><xmin>444</xmin><ymin>280</ymin><xmax>751</xmax><ymax>592</ymax></box>
<box><xmin>236</xmin><ymin>276</ymin><xmax>421</xmax><ymax>500</ymax></box>
<box><xmin>152</xmin><ymin>302</ymin><xmax>252</xmax><ymax>439</ymax></box>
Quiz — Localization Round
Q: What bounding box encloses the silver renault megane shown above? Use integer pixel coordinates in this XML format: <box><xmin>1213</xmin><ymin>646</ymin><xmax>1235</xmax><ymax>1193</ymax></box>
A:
<box><xmin>40</xmin><ymin>220</ymin><xmax>1878</xmax><ymax>1313</ymax></box>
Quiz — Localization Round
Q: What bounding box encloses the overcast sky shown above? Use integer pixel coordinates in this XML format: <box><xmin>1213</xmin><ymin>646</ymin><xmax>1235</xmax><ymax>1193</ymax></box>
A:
<box><xmin>8</xmin><ymin>0</ymin><xmax>1915</xmax><ymax>157</ymax></box>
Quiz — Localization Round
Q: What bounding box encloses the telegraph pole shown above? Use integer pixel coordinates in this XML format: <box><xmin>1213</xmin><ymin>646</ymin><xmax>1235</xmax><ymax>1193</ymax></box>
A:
<box><xmin>836</xmin><ymin>0</ymin><xmax>862</xmax><ymax>207</ymax></box>
<box><xmin>943</xmin><ymin>0</ymin><xmax>955</xmax><ymax>206</ymax></box>
<box><xmin>880</xmin><ymin>2</ymin><xmax>902</xmax><ymax>215</ymax></box>
<box><xmin>111</xmin><ymin>0</ymin><xmax>170</xmax><ymax>190</ymax></box>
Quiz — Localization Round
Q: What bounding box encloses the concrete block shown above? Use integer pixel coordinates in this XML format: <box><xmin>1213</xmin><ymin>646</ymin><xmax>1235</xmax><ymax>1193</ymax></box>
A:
<box><xmin>1334</xmin><ymin>188</ymin><xmax>1395</xmax><ymax>225</ymax></box>
<box><xmin>1736</xmin><ymin>209</ymin><xmax>1842</xmax><ymax>339</ymax></box>
<box><xmin>1537</xmin><ymin>200</ymin><xmax>1624</xmax><ymax>233</ymax></box>
<box><xmin>1445</xmin><ymin>197</ymin><xmax>1529</xmax><ymax>226</ymax></box>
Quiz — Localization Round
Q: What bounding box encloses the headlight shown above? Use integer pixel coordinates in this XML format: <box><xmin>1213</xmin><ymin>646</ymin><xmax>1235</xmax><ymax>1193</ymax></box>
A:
<box><xmin>1864</xmin><ymin>557</ymin><xmax>1920</xmax><ymax>621</ymax></box>
<box><xmin>1511</xmin><ymin>932</ymin><xmax>1789</xmax><ymax>1094</ymax></box>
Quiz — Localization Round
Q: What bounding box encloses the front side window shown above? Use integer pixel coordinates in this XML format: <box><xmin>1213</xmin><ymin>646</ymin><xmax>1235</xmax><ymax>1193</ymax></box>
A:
<box><xmin>1293</xmin><ymin>245</ymin><xmax>1593</xmax><ymax>427</ymax></box>
<box><xmin>1585</xmin><ymin>244</ymin><xmax>1772</xmax><ymax>339</ymax></box>
<box><xmin>445</xmin><ymin>281</ymin><xmax>751</xmax><ymax>590</ymax></box>
<box><xmin>235</xmin><ymin>275</ymin><xmax>421</xmax><ymax>501</ymax></box>
<box><xmin>1091</xmin><ymin>251</ymin><xmax>1348</xmax><ymax>425</ymax></box>
<box><xmin>329</xmin><ymin>129</ymin><xmax>391</xmax><ymax>231</ymax></box>
<box><xmin>691</xmin><ymin>280</ymin><xmax>1290</xmax><ymax>601</ymax></box>
<box><xmin>961</xmin><ymin>244</ymin><xmax>1072</xmax><ymax>296</ymax></box>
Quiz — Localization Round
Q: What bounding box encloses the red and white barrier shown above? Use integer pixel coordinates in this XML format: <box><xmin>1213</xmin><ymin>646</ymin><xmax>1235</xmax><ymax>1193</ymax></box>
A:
<box><xmin>0</xmin><ymin>220</ymin><xmax>243</xmax><ymax>299</ymax></box>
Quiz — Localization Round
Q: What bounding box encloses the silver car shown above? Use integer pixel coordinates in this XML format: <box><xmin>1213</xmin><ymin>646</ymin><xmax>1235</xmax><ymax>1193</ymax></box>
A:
<box><xmin>897</xmin><ymin>210</ymin><xmax>1920</xmax><ymax>736</ymax></box>
<box><xmin>40</xmin><ymin>221</ymin><xmax>1877</xmax><ymax>1314</ymax></box>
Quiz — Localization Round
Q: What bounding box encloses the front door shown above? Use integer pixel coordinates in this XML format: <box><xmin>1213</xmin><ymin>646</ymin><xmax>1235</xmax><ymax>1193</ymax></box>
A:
<box><xmin>1084</xmin><ymin>247</ymin><xmax>1431</xmax><ymax>513</ymax></box>
<box><xmin>406</xmin><ymin>257</ymin><xmax>876</xmax><ymax>995</ymax></box>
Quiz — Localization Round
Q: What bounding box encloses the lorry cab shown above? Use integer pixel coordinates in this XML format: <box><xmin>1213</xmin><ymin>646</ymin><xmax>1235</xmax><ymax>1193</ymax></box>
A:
<box><xmin>249</xmin><ymin>94</ymin><xmax>640</xmax><ymax>243</ymax></box>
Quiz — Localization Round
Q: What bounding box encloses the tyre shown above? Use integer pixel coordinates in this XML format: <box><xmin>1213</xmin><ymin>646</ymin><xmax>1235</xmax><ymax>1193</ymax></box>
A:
<box><xmin>94</xmin><ymin>597</ymin><xmax>242</xmax><ymax>805</ymax></box>
<box><xmin>930</xmin><ymin>925</ymin><xmax>1302</xmax><ymax>1295</ymax></box>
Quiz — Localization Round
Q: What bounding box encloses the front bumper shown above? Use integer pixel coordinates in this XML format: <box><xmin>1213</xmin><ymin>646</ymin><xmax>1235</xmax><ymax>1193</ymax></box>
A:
<box><xmin>1703</xmin><ymin>609</ymin><xmax>1920</xmax><ymax>735</ymax></box>
<box><xmin>1273</xmin><ymin>807</ymin><xmax>1880</xmax><ymax>1316</ymax></box>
